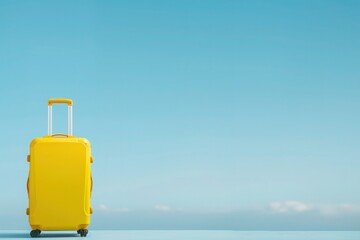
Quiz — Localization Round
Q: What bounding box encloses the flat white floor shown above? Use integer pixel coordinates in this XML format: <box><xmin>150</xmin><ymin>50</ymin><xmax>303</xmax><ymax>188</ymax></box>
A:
<box><xmin>0</xmin><ymin>230</ymin><xmax>359</xmax><ymax>239</ymax></box>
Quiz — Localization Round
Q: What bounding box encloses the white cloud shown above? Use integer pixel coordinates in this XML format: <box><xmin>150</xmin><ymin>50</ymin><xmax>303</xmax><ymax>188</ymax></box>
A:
<box><xmin>270</xmin><ymin>201</ymin><xmax>313</xmax><ymax>213</ymax></box>
<box><xmin>99</xmin><ymin>204</ymin><xmax>109</xmax><ymax>211</ymax></box>
<box><xmin>98</xmin><ymin>204</ymin><xmax>130</xmax><ymax>213</ymax></box>
<box><xmin>318</xmin><ymin>204</ymin><xmax>360</xmax><ymax>215</ymax></box>
<box><xmin>154</xmin><ymin>204</ymin><xmax>171</xmax><ymax>211</ymax></box>
<box><xmin>270</xmin><ymin>201</ymin><xmax>360</xmax><ymax>215</ymax></box>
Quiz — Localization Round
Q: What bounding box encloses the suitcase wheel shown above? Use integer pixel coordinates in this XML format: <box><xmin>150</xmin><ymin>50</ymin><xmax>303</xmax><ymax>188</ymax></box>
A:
<box><xmin>30</xmin><ymin>229</ymin><xmax>41</xmax><ymax>238</ymax></box>
<box><xmin>77</xmin><ymin>229</ymin><xmax>88</xmax><ymax>237</ymax></box>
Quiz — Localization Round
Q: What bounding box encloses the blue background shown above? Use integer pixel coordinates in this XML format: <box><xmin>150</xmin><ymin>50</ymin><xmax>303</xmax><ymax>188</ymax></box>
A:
<box><xmin>0</xmin><ymin>0</ymin><xmax>359</xmax><ymax>230</ymax></box>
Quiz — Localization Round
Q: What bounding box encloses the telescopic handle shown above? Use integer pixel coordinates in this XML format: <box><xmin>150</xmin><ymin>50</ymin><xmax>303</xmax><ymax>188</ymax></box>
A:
<box><xmin>48</xmin><ymin>98</ymin><xmax>73</xmax><ymax>106</ymax></box>
<box><xmin>47</xmin><ymin>98</ymin><xmax>73</xmax><ymax>136</ymax></box>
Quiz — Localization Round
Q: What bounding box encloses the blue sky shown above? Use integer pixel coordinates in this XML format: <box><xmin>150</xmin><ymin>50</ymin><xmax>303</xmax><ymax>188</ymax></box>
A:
<box><xmin>0</xmin><ymin>0</ymin><xmax>359</xmax><ymax>230</ymax></box>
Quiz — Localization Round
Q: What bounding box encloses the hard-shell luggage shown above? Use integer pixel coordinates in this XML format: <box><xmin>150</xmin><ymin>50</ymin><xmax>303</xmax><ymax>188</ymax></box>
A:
<box><xmin>27</xmin><ymin>98</ymin><xmax>93</xmax><ymax>238</ymax></box>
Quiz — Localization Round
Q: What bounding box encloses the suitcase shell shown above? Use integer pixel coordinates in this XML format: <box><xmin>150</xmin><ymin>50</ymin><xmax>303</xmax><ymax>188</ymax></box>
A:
<box><xmin>27</xmin><ymin>99</ymin><xmax>93</xmax><ymax>232</ymax></box>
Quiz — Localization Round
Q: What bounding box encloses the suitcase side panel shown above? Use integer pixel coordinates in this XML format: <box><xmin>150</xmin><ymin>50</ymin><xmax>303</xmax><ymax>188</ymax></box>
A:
<box><xmin>28</xmin><ymin>137</ymin><xmax>92</xmax><ymax>230</ymax></box>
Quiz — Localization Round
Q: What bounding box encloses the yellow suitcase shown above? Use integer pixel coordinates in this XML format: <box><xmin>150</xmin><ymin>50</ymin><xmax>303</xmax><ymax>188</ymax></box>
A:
<box><xmin>27</xmin><ymin>99</ymin><xmax>93</xmax><ymax>238</ymax></box>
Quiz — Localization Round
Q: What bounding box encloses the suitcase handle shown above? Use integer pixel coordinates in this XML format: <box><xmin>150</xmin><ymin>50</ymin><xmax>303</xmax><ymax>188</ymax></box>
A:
<box><xmin>48</xmin><ymin>98</ymin><xmax>73</xmax><ymax>136</ymax></box>
<box><xmin>48</xmin><ymin>98</ymin><xmax>73</xmax><ymax>106</ymax></box>
<box><xmin>51</xmin><ymin>134</ymin><xmax>72</xmax><ymax>138</ymax></box>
